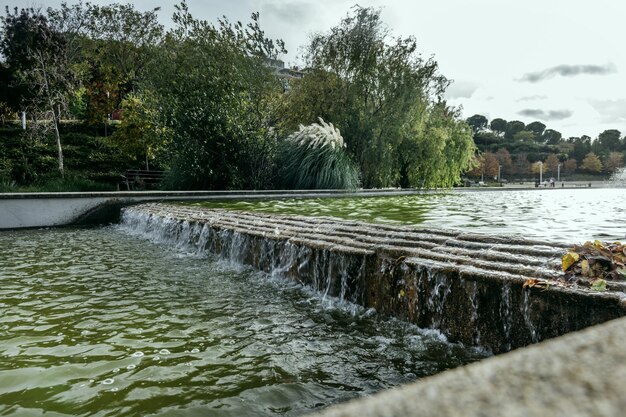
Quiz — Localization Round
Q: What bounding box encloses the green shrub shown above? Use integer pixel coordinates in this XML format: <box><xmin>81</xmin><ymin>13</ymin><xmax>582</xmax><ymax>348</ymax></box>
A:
<box><xmin>36</xmin><ymin>176</ymin><xmax>116</xmax><ymax>192</ymax></box>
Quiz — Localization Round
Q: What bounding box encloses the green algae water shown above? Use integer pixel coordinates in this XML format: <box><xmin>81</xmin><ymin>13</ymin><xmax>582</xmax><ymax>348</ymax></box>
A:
<box><xmin>0</xmin><ymin>226</ymin><xmax>487</xmax><ymax>417</ymax></box>
<box><xmin>189</xmin><ymin>189</ymin><xmax>626</xmax><ymax>242</ymax></box>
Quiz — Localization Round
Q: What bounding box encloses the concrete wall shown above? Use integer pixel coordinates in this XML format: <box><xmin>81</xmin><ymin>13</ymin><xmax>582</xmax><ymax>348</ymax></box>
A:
<box><xmin>0</xmin><ymin>189</ymin><xmax>421</xmax><ymax>229</ymax></box>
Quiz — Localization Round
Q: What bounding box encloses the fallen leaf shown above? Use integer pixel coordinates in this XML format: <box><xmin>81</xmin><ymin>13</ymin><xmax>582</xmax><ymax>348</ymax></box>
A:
<box><xmin>591</xmin><ymin>279</ymin><xmax>607</xmax><ymax>292</ymax></box>
<box><xmin>580</xmin><ymin>259</ymin><xmax>591</xmax><ymax>277</ymax></box>
<box><xmin>562</xmin><ymin>252</ymin><xmax>580</xmax><ymax>272</ymax></box>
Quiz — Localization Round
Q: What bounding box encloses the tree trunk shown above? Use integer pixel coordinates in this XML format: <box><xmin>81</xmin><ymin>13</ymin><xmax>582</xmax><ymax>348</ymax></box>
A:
<box><xmin>52</xmin><ymin>105</ymin><xmax>64</xmax><ymax>177</ymax></box>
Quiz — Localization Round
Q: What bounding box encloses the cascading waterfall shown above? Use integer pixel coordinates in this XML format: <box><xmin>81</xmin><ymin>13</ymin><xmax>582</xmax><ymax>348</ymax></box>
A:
<box><xmin>500</xmin><ymin>283</ymin><xmax>513</xmax><ymax>351</ymax></box>
<box><xmin>118</xmin><ymin>204</ymin><xmax>626</xmax><ymax>354</ymax></box>
<box><xmin>119</xmin><ymin>209</ymin><xmax>369</xmax><ymax>309</ymax></box>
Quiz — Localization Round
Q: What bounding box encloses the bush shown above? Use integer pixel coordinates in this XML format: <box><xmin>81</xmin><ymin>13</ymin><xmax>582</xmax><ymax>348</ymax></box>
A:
<box><xmin>278</xmin><ymin>118</ymin><xmax>360</xmax><ymax>189</ymax></box>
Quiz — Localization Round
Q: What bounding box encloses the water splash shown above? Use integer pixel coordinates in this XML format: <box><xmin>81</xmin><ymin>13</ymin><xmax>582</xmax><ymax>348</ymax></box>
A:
<box><xmin>521</xmin><ymin>290</ymin><xmax>539</xmax><ymax>343</ymax></box>
<box><xmin>500</xmin><ymin>283</ymin><xmax>513</xmax><ymax>351</ymax></box>
<box><xmin>608</xmin><ymin>167</ymin><xmax>626</xmax><ymax>187</ymax></box>
<box><xmin>118</xmin><ymin>209</ymin><xmax>369</xmax><ymax>310</ymax></box>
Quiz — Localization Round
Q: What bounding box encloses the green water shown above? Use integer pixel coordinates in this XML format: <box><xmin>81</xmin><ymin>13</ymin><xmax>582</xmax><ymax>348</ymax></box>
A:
<box><xmin>189</xmin><ymin>188</ymin><xmax>626</xmax><ymax>242</ymax></box>
<box><xmin>0</xmin><ymin>226</ymin><xmax>487</xmax><ymax>416</ymax></box>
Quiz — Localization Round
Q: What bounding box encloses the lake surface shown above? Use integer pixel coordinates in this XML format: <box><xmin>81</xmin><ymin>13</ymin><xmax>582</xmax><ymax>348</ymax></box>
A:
<box><xmin>191</xmin><ymin>188</ymin><xmax>626</xmax><ymax>243</ymax></box>
<box><xmin>0</xmin><ymin>226</ymin><xmax>487</xmax><ymax>417</ymax></box>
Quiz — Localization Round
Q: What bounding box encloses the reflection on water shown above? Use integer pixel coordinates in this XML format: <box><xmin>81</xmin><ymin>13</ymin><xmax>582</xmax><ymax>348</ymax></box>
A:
<box><xmin>193</xmin><ymin>189</ymin><xmax>626</xmax><ymax>243</ymax></box>
<box><xmin>0</xmin><ymin>227</ymin><xmax>487</xmax><ymax>417</ymax></box>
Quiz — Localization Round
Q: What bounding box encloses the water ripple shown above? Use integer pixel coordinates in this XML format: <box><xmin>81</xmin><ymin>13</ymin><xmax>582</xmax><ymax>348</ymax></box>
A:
<box><xmin>0</xmin><ymin>227</ymin><xmax>487</xmax><ymax>416</ymax></box>
<box><xmin>191</xmin><ymin>189</ymin><xmax>626</xmax><ymax>243</ymax></box>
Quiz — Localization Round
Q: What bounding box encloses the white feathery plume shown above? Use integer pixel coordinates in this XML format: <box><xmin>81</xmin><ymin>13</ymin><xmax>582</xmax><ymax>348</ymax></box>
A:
<box><xmin>286</xmin><ymin>117</ymin><xmax>345</xmax><ymax>149</ymax></box>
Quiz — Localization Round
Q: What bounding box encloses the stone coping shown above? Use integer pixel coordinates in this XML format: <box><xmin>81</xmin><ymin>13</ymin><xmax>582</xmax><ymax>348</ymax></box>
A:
<box><xmin>310</xmin><ymin>315</ymin><xmax>626</xmax><ymax>417</ymax></box>
<box><xmin>0</xmin><ymin>188</ymin><xmax>423</xmax><ymax>200</ymax></box>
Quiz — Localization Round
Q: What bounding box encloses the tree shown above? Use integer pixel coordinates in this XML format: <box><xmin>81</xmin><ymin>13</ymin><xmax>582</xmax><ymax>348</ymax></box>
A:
<box><xmin>604</xmin><ymin>152</ymin><xmax>624</xmax><ymax>173</ymax></box>
<box><xmin>505</xmin><ymin>120</ymin><xmax>525</xmax><ymax>140</ymax></box>
<box><xmin>563</xmin><ymin>158</ymin><xmax>577</xmax><ymax>173</ymax></box>
<box><xmin>597</xmin><ymin>129</ymin><xmax>622</xmax><ymax>152</ymax></box>
<box><xmin>542</xmin><ymin>129</ymin><xmax>562</xmax><ymax>145</ymax></box>
<box><xmin>466</xmin><ymin>114</ymin><xmax>488</xmax><ymax>133</ymax></box>
<box><xmin>79</xmin><ymin>3</ymin><xmax>164</xmax><ymax>120</ymax></box>
<box><xmin>284</xmin><ymin>6</ymin><xmax>474</xmax><ymax>188</ymax></box>
<box><xmin>544</xmin><ymin>153</ymin><xmax>560</xmax><ymax>174</ymax></box>
<box><xmin>466</xmin><ymin>154</ymin><xmax>484</xmax><ymax>179</ymax></box>
<box><xmin>0</xmin><ymin>7</ymin><xmax>52</xmax><ymax>110</ymax></box>
<box><xmin>490</xmin><ymin>118</ymin><xmax>507</xmax><ymax>136</ymax></box>
<box><xmin>146</xmin><ymin>3</ymin><xmax>285</xmax><ymax>189</ymax></box>
<box><xmin>581</xmin><ymin>152</ymin><xmax>603</xmax><ymax>173</ymax></box>
<box><xmin>482</xmin><ymin>152</ymin><xmax>499</xmax><ymax>179</ymax></box>
<box><xmin>526</xmin><ymin>121</ymin><xmax>546</xmax><ymax>138</ymax></box>
<box><xmin>473</xmin><ymin>131</ymin><xmax>500</xmax><ymax>147</ymax></box>
<box><xmin>571</xmin><ymin>135</ymin><xmax>591</xmax><ymax>162</ymax></box>
<box><xmin>512</xmin><ymin>130</ymin><xmax>535</xmax><ymax>143</ymax></box>
<box><xmin>111</xmin><ymin>93</ymin><xmax>165</xmax><ymax>170</ymax></box>
<box><xmin>495</xmin><ymin>148</ymin><xmax>512</xmax><ymax>174</ymax></box>
<box><xmin>1</xmin><ymin>7</ymin><xmax>75</xmax><ymax>175</ymax></box>
<box><xmin>513</xmin><ymin>153</ymin><xmax>530</xmax><ymax>175</ymax></box>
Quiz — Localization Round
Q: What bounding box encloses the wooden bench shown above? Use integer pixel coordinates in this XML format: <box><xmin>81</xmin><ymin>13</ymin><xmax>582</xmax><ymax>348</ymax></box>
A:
<box><xmin>121</xmin><ymin>170</ymin><xmax>166</xmax><ymax>190</ymax></box>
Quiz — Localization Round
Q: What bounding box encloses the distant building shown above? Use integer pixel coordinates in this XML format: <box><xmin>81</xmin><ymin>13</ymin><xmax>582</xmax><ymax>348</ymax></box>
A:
<box><xmin>264</xmin><ymin>59</ymin><xmax>311</xmax><ymax>91</ymax></box>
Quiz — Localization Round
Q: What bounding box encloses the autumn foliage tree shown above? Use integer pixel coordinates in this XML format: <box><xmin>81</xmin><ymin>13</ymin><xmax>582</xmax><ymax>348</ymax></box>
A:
<box><xmin>563</xmin><ymin>158</ymin><xmax>577</xmax><ymax>173</ymax></box>
<box><xmin>482</xmin><ymin>152</ymin><xmax>500</xmax><ymax>179</ymax></box>
<box><xmin>495</xmin><ymin>148</ymin><xmax>512</xmax><ymax>175</ymax></box>
<box><xmin>581</xmin><ymin>152</ymin><xmax>603</xmax><ymax>173</ymax></box>
<box><xmin>604</xmin><ymin>152</ymin><xmax>624</xmax><ymax>173</ymax></box>
<box><xmin>544</xmin><ymin>154</ymin><xmax>560</xmax><ymax>175</ymax></box>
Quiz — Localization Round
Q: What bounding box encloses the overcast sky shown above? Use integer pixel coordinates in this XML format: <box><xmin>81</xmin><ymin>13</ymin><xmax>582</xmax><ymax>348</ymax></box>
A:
<box><xmin>8</xmin><ymin>0</ymin><xmax>626</xmax><ymax>138</ymax></box>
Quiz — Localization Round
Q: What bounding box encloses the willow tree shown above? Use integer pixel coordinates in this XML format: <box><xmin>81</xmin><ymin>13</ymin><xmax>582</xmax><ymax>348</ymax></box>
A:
<box><xmin>281</xmin><ymin>6</ymin><xmax>474</xmax><ymax>188</ymax></box>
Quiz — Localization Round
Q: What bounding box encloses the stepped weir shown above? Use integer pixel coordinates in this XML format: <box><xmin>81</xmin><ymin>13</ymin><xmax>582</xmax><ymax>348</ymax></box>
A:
<box><xmin>122</xmin><ymin>203</ymin><xmax>626</xmax><ymax>353</ymax></box>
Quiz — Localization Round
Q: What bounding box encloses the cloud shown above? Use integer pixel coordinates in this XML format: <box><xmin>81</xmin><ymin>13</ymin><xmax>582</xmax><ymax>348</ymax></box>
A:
<box><xmin>445</xmin><ymin>80</ymin><xmax>479</xmax><ymax>99</ymax></box>
<box><xmin>518</xmin><ymin>109</ymin><xmax>573</xmax><ymax>121</ymax></box>
<box><xmin>519</xmin><ymin>64</ymin><xmax>617</xmax><ymax>83</ymax></box>
<box><xmin>588</xmin><ymin>99</ymin><xmax>626</xmax><ymax>124</ymax></box>
<box><xmin>261</xmin><ymin>1</ymin><xmax>316</xmax><ymax>24</ymax></box>
<box><xmin>516</xmin><ymin>95</ymin><xmax>547</xmax><ymax>102</ymax></box>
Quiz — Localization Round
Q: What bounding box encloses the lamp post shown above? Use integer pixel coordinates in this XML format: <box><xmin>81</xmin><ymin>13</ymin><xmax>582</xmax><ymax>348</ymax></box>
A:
<box><xmin>557</xmin><ymin>163</ymin><xmax>562</xmax><ymax>182</ymax></box>
<box><xmin>498</xmin><ymin>165</ymin><xmax>502</xmax><ymax>183</ymax></box>
<box><xmin>539</xmin><ymin>161</ymin><xmax>543</xmax><ymax>184</ymax></box>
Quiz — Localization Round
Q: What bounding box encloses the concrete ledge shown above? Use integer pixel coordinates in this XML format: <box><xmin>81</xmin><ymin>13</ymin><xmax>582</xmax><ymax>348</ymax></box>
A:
<box><xmin>311</xmin><ymin>315</ymin><xmax>626</xmax><ymax>417</ymax></box>
<box><xmin>0</xmin><ymin>189</ymin><xmax>422</xmax><ymax>229</ymax></box>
